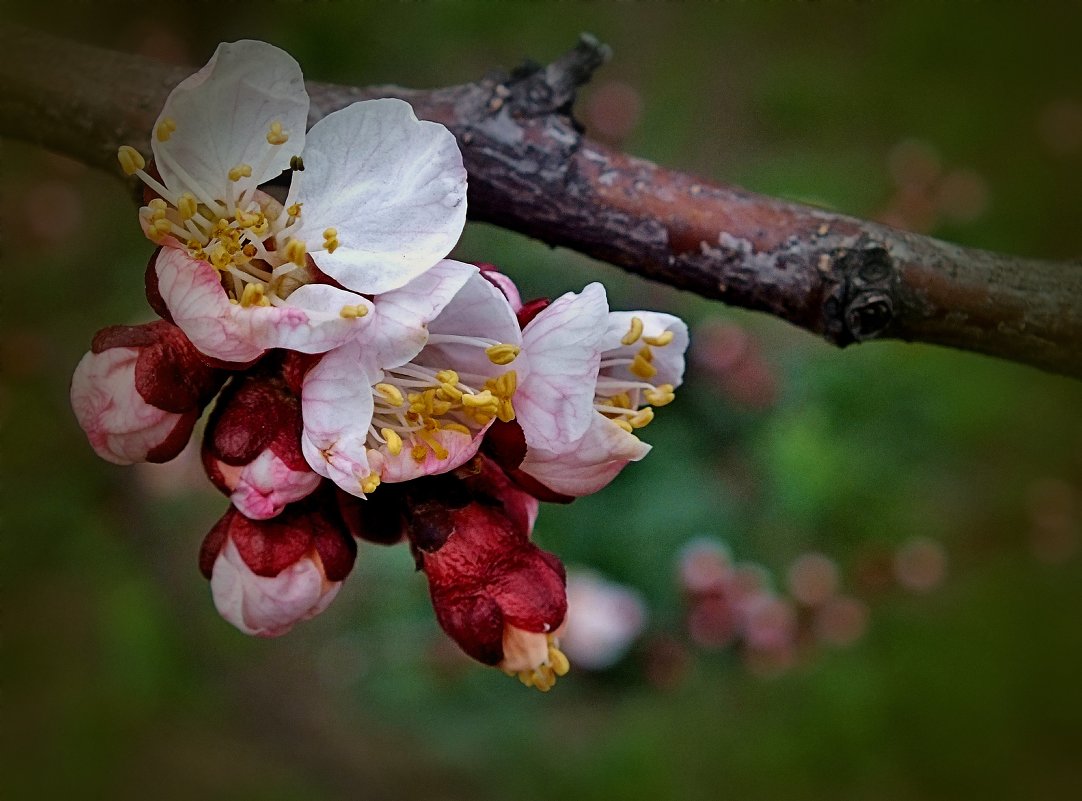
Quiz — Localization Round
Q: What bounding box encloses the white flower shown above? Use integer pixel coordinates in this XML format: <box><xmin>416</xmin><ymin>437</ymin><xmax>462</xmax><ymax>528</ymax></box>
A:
<box><xmin>120</xmin><ymin>40</ymin><xmax>467</xmax><ymax>363</ymax></box>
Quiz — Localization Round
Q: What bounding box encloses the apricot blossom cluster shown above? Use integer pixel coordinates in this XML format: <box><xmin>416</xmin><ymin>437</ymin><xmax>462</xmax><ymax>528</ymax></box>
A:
<box><xmin>70</xmin><ymin>40</ymin><xmax>688</xmax><ymax>690</ymax></box>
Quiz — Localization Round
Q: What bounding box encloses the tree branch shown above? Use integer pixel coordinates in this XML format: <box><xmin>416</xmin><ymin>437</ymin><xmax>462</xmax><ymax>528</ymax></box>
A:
<box><xmin>4</xmin><ymin>24</ymin><xmax>1080</xmax><ymax>378</ymax></box>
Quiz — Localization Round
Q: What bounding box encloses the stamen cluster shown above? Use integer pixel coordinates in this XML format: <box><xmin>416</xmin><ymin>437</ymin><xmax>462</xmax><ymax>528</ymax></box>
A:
<box><xmin>71</xmin><ymin>40</ymin><xmax>689</xmax><ymax>691</ymax></box>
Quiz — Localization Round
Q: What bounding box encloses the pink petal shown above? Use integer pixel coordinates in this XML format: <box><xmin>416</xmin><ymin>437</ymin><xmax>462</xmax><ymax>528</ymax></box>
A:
<box><xmin>229</xmin><ymin>450</ymin><xmax>322</xmax><ymax>521</ymax></box>
<box><xmin>370</xmin><ymin>259</ymin><xmax>476</xmax><ymax>369</ymax></box>
<box><xmin>369</xmin><ymin>425</ymin><xmax>487</xmax><ymax>483</ymax></box>
<box><xmin>292</xmin><ymin>99</ymin><xmax>467</xmax><ymax>294</ymax></box>
<box><xmin>154</xmin><ymin>248</ymin><xmax>372</xmax><ymax>364</ymax></box>
<box><xmin>70</xmin><ymin>346</ymin><xmax>191</xmax><ymax>465</ymax></box>
<box><xmin>517</xmin><ymin>282</ymin><xmax>609</xmax><ymax>450</ymax></box>
<box><xmin>299</xmin><ymin>341</ymin><xmax>378</xmax><ymax>496</ymax></box>
<box><xmin>210</xmin><ymin>539</ymin><xmax>340</xmax><ymax>638</ymax></box>
<box><xmin>518</xmin><ymin>411</ymin><xmax>650</xmax><ymax>497</ymax></box>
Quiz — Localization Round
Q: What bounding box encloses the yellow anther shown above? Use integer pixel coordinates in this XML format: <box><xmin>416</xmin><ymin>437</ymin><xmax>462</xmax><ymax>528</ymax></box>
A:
<box><xmin>242</xmin><ymin>243</ymin><xmax>258</xmax><ymax>259</ymax></box>
<box><xmin>374</xmin><ymin>383</ymin><xmax>405</xmax><ymax>407</ymax></box>
<box><xmin>643</xmin><ymin>330</ymin><xmax>675</xmax><ymax>347</ymax></box>
<box><xmin>235</xmin><ymin>209</ymin><xmax>260</xmax><ymax>227</ymax></box>
<box><xmin>461</xmin><ymin>390</ymin><xmax>497</xmax><ymax>409</ymax></box>
<box><xmin>629</xmin><ymin>407</ymin><xmax>654</xmax><ymax>429</ymax></box>
<box><xmin>239</xmin><ymin>282</ymin><xmax>266</xmax><ymax>308</ymax></box>
<box><xmin>360</xmin><ymin>471</ymin><xmax>381</xmax><ymax>494</ymax></box>
<box><xmin>438</xmin><ymin>383</ymin><xmax>464</xmax><ymax>402</ymax></box>
<box><xmin>418</xmin><ymin>430</ymin><xmax>450</xmax><ymax>460</ymax></box>
<box><xmin>548</xmin><ymin>644</ymin><xmax>571</xmax><ymax>677</ymax></box>
<box><xmin>435</xmin><ymin>370</ymin><xmax>459</xmax><ymax>385</ymax></box>
<box><xmin>485</xmin><ymin>343</ymin><xmax>521</xmax><ymax>366</ymax></box>
<box><xmin>497</xmin><ymin>398</ymin><xmax>516</xmax><ymax>423</ymax></box>
<box><xmin>282</xmin><ymin>238</ymin><xmax>307</xmax><ymax>267</ymax></box>
<box><xmin>148</xmin><ymin>197</ymin><xmax>168</xmax><ymax>213</ymax></box>
<box><xmin>411</xmin><ymin>444</ymin><xmax>429</xmax><ymax>463</ymax></box>
<box><xmin>322</xmin><ymin>228</ymin><xmax>340</xmax><ymax>254</ymax></box>
<box><xmin>637</xmin><ymin>345</ymin><xmax>654</xmax><ymax>363</ymax></box>
<box><xmin>613</xmin><ymin>418</ymin><xmax>634</xmax><ymax>433</ymax></box>
<box><xmin>630</xmin><ymin>353</ymin><xmax>658</xmax><ymax>380</ymax></box>
<box><xmin>494</xmin><ymin>370</ymin><xmax>518</xmax><ymax>397</ymax></box>
<box><xmin>155</xmin><ymin>117</ymin><xmax>177</xmax><ymax>142</ymax></box>
<box><xmin>151</xmin><ymin>218</ymin><xmax>172</xmax><ymax>238</ymax></box>
<box><xmin>380</xmin><ymin>428</ymin><xmax>403</xmax><ymax>456</ymax></box>
<box><xmin>339</xmin><ymin>304</ymin><xmax>369</xmax><ymax>319</ymax></box>
<box><xmin>643</xmin><ymin>384</ymin><xmax>675</xmax><ymax>406</ymax></box>
<box><xmin>286</xmin><ymin>203</ymin><xmax>303</xmax><ymax>218</ymax></box>
<box><xmin>177</xmin><ymin>193</ymin><xmax>198</xmax><ymax>221</ymax></box>
<box><xmin>117</xmin><ymin>145</ymin><xmax>145</xmax><ymax>175</ymax></box>
<box><xmin>228</xmin><ymin>163</ymin><xmax>253</xmax><ymax>182</ymax></box>
<box><xmin>621</xmin><ymin>316</ymin><xmax>644</xmax><ymax>346</ymax></box>
<box><xmin>608</xmin><ymin>392</ymin><xmax>632</xmax><ymax>409</ymax></box>
<box><xmin>441</xmin><ymin>422</ymin><xmax>472</xmax><ymax>436</ymax></box>
<box><xmin>266</xmin><ymin>121</ymin><xmax>289</xmax><ymax>146</ymax></box>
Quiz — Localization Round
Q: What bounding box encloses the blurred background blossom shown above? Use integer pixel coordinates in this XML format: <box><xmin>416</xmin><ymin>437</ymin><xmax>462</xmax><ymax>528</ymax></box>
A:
<box><xmin>5</xmin><ymin>3</ymin><xmax>1082</xmax><ymax>800</ymax></box>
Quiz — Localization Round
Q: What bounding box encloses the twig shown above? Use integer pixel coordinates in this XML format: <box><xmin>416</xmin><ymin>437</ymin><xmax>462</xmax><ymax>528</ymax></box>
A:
<box><xmin>3</xmin><ymin>24</ymin><xmax>1080</xmax><ymax>377</ymax></box>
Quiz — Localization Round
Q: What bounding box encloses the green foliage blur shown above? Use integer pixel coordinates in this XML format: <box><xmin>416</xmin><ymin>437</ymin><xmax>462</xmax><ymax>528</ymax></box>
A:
<box><xmin>4</xmin><ymin>4</ymin><xmax>1082</xmax><ymax>800</ymax></box>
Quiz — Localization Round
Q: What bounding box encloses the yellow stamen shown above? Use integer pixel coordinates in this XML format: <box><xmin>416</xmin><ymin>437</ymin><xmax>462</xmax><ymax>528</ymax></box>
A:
<box><xmin>548</xmin><ymin>644</ymin><xmax>571</xmax><ymax>676</ymax></box>
<box><xmin>374</xmin><ymin>383</ymin><xmax>405</xmax><ymax>407</ymax></box>
<box><xmin>339</xmin><ymin>304</ymin><xmax>368</xmax><ymax>319</ymax></box>
<box><xmin>613</xmin><ymin>418</ymin><xmax>634</xmax><ymax>433</ymax></box>
<box><xmin>485</xmin><ymin>343</ymin><xmax>521</xmax><ymax>366</ymax></box>
<box><xmin>441</xmin><ymin>422</ymin><xmax>472</xmax><ymax>436</ymax></box>
<box><xmin>286</xmin><ymin>203</ymin><xmax>303</xmax><ymax>218</ymax></box>
<box><xmin>438</xmin><ymin>382</ymin><xmax>463</xmax><ymax>402</ymax></box>
<box><xmin>380</xmin><ymin>428</ymin><xmax>403</xmax><ymax>456</ymax></box>
<box><xmin>155</xmin><ymin>117</ymin><xmax>177</xmax><ymax>142</ymax></box>
<box><xmin>177</xmin><ymin>193</ymin><xmax>198</xmax><ymax>221</ymax></box>
<box><xmin>621</xmin><ymin>316</ymin><xmax>644</xmax><ymax>346</ymax></box>
<box><xmin>637</xmin><ymin>345</ymin><xmax>654</xmax><ymax>363</ymax></box>
<box><xmin>239</xmin><ymin>282</ymin><xmax>265</xmax><ymax>308</ymax></box>
<box><xmin>411</xmin><ymin>444</ymin><xmax>429</xmax><ymax>463</ymax></box>
<box><xmin>117</xmin><ymin>145</ymin><xmax>145</xmax><ymax>176</ymax></box>
<box><xmin>360</xmin><ymin>471</ymin><xmax>381</xmax><ymax>494</ymax></box>
<box><xmin>266</xmin><ymin>121</ymin><xmax>289</xmax><ymax>146</ymax></box>
<box><xmin>629</xmin><ymin>407</ymin><xmax>654</xmax><ymax>429</ymax></box>
<box><xmin>630</xmin><ymin>353</ymin><xmax>657</xmax><ymax>380</ymax></box>
<box><xmin>418</xmin><ymin>430</ymin><xmax>450</xmax><ymax>460</ymax></box>
<box><xmin>461</xmin><ymin>390</ymin><xmax>497</xmax><ymax>410</ymax></box>
<box><xmin>643</xmin><ymin>384</ymin><xmax>675</xmax><ymax>406</ymax></box>
<box><xmin>323</xmin><ymin>227</ymin><xmax>340</xmax><ymax>254</ymax></box>
<box><xmin>643</xmin><ymin>330</ymin><xmax>675</xmax><ymax>347</ymax></box>
<box><xmin>283</xmin><ymin>238</ymin><xmax>307</xmax><ymax>267</ymax></box>
<box><xmin>608</xmin><ymin>392</ymin><xmax>632</xmax><ymax>409</ymax></box>
<box><xmin>228</xmin><ymin>163</ymin><xmax>253</xmax><ymax>182</ymax></box>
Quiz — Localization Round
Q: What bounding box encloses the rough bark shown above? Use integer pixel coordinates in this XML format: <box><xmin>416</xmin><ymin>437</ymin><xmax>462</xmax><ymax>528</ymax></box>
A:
<box><xmin>3</xmin><ymin>25</ymin><xmax>1080</xmax><ymax>377</ymax></box>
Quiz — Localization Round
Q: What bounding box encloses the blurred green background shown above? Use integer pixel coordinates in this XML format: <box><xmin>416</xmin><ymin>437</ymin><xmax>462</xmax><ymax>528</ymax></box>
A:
<box><xmin>4</xmin><ymin>3</ymin><xmax>1082</xmax><ymax>800</ymax></box>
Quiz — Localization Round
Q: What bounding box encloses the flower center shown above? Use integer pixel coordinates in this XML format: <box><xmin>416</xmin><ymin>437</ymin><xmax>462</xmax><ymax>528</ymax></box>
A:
<box><xmin>360</xmin><ymin>338</ymin><xmax>521</xmax><ymax>490</ymax></box>
<box><xmin>119</xmin><ymin>125</ymin><xmax>352</xmax><ymax>315</ymax></box>
<box><xmin>595</xmin><ymin>316</ymin><xmax>677</xmax><ymax>434</ymax></box>
<box><xmin>505</xmin><ymin>634</ymin><xmax>571</xmax><ymax>693</ymax></box>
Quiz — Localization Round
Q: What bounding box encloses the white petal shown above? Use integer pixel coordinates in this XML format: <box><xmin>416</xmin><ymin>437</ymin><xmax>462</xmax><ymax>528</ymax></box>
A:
<box><xmin>300</xmin><ymin>341</ymin><xmax>378</xmax><ymax>496</ymax></box>
<box><xmin>517</xmin><ymin>283</ymin><xmax>609</xmax><ymax>450</ymax></box>
<box><xmin>371</xmin><ymin>260</ymin><xmax>477</xmax><ymax>369</ymax></box>
<box><xmin>210</xmin><ymin>539</ymin><xmax>339</xmax><ymax>637</ymax></box>
<box><xmin>153</xmin><ymin>40</ymin><xmax>308</xmax><ymax>198</ymax></box>
<box><xmin>519</xmin><ymin>412</ymin><xmax>650</xmax><ymax>497</ymax></box>
<box><xmin>70</xmin><ymin>347</ymin><xmax>184</xmax><ymax>464</ymax></box>
<box><xmin>292</xmin><ymin>99</ymin><xmax>467</xmax><ymax>294</ymax></box>
<box><xmin>230</xmin><ymin>450</ymin><xmax>322</xmax><ymax>521</ymax></box>
<box><xmin>602</xmin><ymin>311</ymin><xmax>689</xmax><ymax>388</ymax></box>
<box><xmin>155</xmin><ymin>249</ymin><xmax>372</xmax><ymax>363</ymax></box>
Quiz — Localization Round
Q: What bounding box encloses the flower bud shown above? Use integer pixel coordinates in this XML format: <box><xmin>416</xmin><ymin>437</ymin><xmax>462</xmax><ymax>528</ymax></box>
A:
<box><xmin>415</xmin><ymin>499</ymin><xmax>568</xmax><ymax>688</ymax></box>
<box><xmin>202</xmin><ymin>365</ymin><xmax>321</xmax><ymax>520</ymax></box>
<box><xmin>199</xmin><ymin>496</ymin><xmax>356</xmax><ymax>637</ymax></box>
<box><xmin>71</xmin><ymin>321</ymin><xmax>225</xmax><ymax>464</ymax></box>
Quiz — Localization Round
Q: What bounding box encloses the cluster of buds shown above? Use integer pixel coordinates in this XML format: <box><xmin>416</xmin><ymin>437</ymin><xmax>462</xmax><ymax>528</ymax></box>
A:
<box><xmin>71</xmin><ymin>40</ymin><xmax>689</xmax><ymax>690</ymax></box>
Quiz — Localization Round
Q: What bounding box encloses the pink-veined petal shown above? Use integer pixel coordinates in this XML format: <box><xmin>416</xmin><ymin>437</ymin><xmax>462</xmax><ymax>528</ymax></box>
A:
<box><xmin>299</xmin><ymin>341</ymin><xmax>378</xmax><ymax>496</ymax></box>
<box><xmin>155</xmin><ymin>249</ymin><xmax>372</xmax><ymax>363</ymax></box>
<box><xmin>292</xmin><ymin>98</ymin><xmax>467</xmax><ymax>294</ymax></box>
<box><xmin>152</xmin><ymin>40</ymin><xmax>308</xmax><ymax>198</ymax></box>
<box><xmin>229</xmin><ymin>450</ymin><xmax>322</xmax><ymax>521</ymax></box>
<box><xmin>70</xmin><ymin>347</ymin><xmax>191</xmax><ymax>465</ymax></box>
<box><xmin>369</xmin><ymin>424</ymin><xmax>487</xmax><ymax>484</ymax></box>
<box><xmin>603</xmin><ymin>311</ymin><xmax>689</xmax><ymax>388</ymax></box>
<box><xmin>518</xmin><ymin>411</ymin><xmax>650</xmax><ymax>497</ymax></box>
<box><xmin>371</xmin><ymin>260</ymin><xmax>476</xmax><ymax>369</ymax></box>
<box><xmin>516</xmin><ymin>282</ymin><xmax>609</xmax><ymax>450</ymax></box>
<box><xmin>210</xmin><ymin>539</ymin><xmax>339</xmax><ymax>638</ymax></box>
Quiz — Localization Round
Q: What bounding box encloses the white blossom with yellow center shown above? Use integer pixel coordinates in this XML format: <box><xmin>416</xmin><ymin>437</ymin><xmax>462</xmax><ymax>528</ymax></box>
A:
<box><xmin>119</xmin><ymin>40</ymin><xmax>467</xmax><ymax>364</ymax></box>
